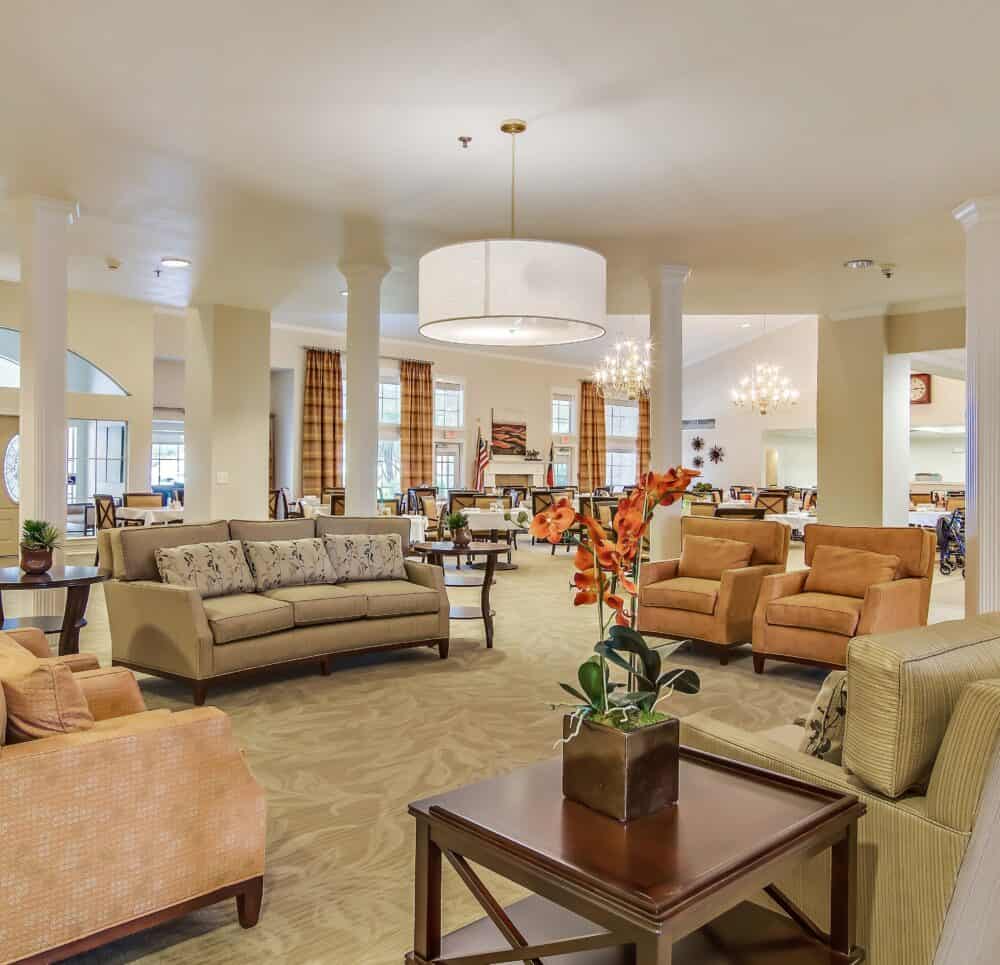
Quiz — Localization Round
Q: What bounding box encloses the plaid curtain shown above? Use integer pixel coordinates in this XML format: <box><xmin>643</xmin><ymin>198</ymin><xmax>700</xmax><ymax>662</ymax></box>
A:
<box><xmin>637</xmin><ymin>395</ymin><xmax>650</xmax><ymax>481</ymax></box>
<box><xmin>301</xmin><ymin>348</ymin><xmax>343</xmax><ymax>496</ymax></box>
<box><xmin>401</xmin><ymin>360</ymin><xmax>434</xmax><ymax>490</ymax></box>
<box><xmin>578</xmin><ymin>381</ymin><xmax>606</xmax><ymax>493</ymax></box>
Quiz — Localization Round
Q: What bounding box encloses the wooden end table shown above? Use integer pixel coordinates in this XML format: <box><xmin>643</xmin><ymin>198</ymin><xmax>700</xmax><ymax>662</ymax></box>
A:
<box><xmin>411</xmin><ymin>541</ymin><xmax>508</xmax><ymax>649</ymax></box>
<box><xmin>0</xmin><ymin>566</ymin><xmax>109</xmax><ymax>656</ymax></box>
<box><xmin>406</xmin><ymin>751</ymin><xmax>865</xmax><ymax>964</ymax></box>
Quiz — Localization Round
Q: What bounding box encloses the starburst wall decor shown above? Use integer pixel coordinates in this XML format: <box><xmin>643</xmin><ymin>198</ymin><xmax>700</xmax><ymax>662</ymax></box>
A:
<box><xmin>691</xmin><ymin>436</ymin><xmax>705</xmax><ymax>452</ymax></box>
<box><xmin>708</xmin><ymin>444</ymin><xmax>725</xmax><ymax>465</ymax></box>
<box><xmin>692</xmin><ymin>455</ymin><xmax>704</xmax><ymax>469</ymax></box>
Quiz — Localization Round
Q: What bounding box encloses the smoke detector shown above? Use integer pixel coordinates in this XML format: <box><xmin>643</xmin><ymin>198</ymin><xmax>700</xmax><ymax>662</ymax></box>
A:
<box><xmin>105</xmin><ymin>257</ymin><xmax>121</xmax><ymax>271</ymax></box>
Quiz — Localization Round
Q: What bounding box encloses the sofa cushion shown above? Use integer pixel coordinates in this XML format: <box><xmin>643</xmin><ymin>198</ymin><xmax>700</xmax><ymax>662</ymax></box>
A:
<box><xmin>155</xmin><ymin>540</ymin><xmax>255</xmax><ymax>599</ymax></box>
<box><xmin>767</xmin><ymin>592</ymin><xmax>863</xmax><ymax>636</ymax></box>
<box><xmin>324</xmin><ymin>533</ymin><xmax>406</xmax><ymax>582</ymax></box>
<box><xmin>844</xmin><ymin>613</ymin><xmax>1000</xmax><ymax>799</ymax></box>
<box><xmin>640</xmin><ymin>577</ymin><xmax>719</xmax><ymax>615</ymax></box>
<box><xmin>202</xmin><ymin>593</ymin><xmax>294</xmax><ymax>644</ymax></box>
<box><xmin>798</xmin><ymin>670</ymin><xmax>848</xmax><ymax>764</ymax></box>
<box><xmin>118</xmin><ymin>521</ymin><xmax>231</xmax><ymax>582</ymax></box>
<box><xmin>344</xmin><ymin>580</ymin><xmax>440</xmax><ymax>618</ymax></box>
<box><xmin>678</xmin><ymin>534</ymin><xmax>753</xmax><ymax>581</ymax></box>
<box><xmin>243</xmin><ymin>537</ymin><xmax>337</xmax><ymax>591</ymax></box>
<box><xmin>804</xmin><ymin>545</ymin><xmax>900</xmax><ymax>599</ymax></box>
<box><xmin>3</xmin><ymin>660</ymin><xmax>95</xmax><ymax>743</ymax></box>
<box><xmin>229</xmin><ymin>518</ymin><xmax>317</xmax><ymax>542</ymax></box>
<box><xmin>262</xmin><ymin>584</ymin><xmax>368</xmax><ymax>626</ymax></box>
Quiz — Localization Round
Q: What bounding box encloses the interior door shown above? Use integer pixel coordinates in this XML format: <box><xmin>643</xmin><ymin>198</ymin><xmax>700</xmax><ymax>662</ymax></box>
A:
<box><xmin>0</xmin><ymin>416</ymin><xmax>19</xmax><ymax>559</ymax></box>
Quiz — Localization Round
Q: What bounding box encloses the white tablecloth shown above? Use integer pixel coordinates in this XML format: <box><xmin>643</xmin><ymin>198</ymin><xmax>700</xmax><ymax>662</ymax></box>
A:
<box><xmin>769</xmin><ymin>511</ymin><xmax>815</xmax><ymax>531</ymax></box>
<box><xmin>401</xmin><ymin>515</ymin><xmax>428</xmax><ymax>543</ymax></box>
<box><xmin>909</xmin><ymin>509</ymin><xmax>949</xmax><ymax>528</ymax></box>
<box><xmin>117</xmin><ymin>507</ymin><xmax>184</xmax><ymax>525</ymax></box>
<box><xmin>461</xmin><ymin>508</ymin><xmax>530</xmax><ymax>532</ymax></box>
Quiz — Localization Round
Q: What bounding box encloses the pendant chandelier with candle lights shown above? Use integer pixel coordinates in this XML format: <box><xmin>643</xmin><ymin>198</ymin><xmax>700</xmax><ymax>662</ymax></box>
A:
<box><xmin>729</xmin><ymin>316</ymin><xmax>800</xmax><ymax>415</ymax></box>
<box><xmin>593</xmin><ymin>338</ymin><xmax>652</xmax><ymax>401</ymax></box>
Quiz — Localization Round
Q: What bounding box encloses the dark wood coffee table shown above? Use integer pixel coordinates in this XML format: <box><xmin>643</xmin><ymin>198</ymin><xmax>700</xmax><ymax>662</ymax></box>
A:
<box><xmin>412</xmin><ymin>541</ymin><xmax>509</xmax><ymax>648</ymax></box>
<box><xmin>0</xmin><ymin>565</ymin><xmax>109</xmax><ymax>656</ymax></box>
<box><xmin>406</xmin><ymin>750</ymin><xmax>865</xmax><ymax>964</ymax></box>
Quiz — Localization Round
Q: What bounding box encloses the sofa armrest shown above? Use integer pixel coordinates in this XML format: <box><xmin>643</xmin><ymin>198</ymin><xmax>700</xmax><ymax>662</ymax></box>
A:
<box><xmin>858</xmin><ymin>578</ymin><xmax>926</xmax><ymax>636</ymax></box>
<box><xmin>74</xmin><ymin>666</ymin><xmax>148</xmax><ymax>721</ymax></box>
<box><xmin>640</xmin><ymin>558</ymin><xmax>680</xmax><ymax>587</ymax></box>
<box><xmin>0</xmin><ymin>707</ymin><xmax>265</xmax><ymax>962</ymax></box>
<box><xmin>404</xmin><ymin>559</ymin><xmax>445</xmax><ymax>591</ymax></box>
<box><xmin>718</xmin><ymin>564</ymin><xmax>785</xmax><ymax>625</ymax></box>
<box><xmin>104</xmin><ymin>579</ymin><xmax>214</xmax><ymax>680</ymax></box>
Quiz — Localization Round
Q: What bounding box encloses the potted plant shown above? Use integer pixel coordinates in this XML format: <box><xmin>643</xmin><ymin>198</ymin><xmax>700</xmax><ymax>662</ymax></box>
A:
<box><xmin>446</xmin><ymin>511</ymin><xmax>472</xmax><ymax>547</ymax></box>
<box><xmin>530</xmin><ymin>467</ymin><xmax>702</xmax><ymax>822</ymax></box>
<box><xmin>20</xmin><ymin>519</ymin><xmax>61</xmax><ymax>574</ymax></box>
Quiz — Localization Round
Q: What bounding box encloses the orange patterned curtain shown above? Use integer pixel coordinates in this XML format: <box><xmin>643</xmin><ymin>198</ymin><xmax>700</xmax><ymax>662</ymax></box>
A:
<box><xmin>401</xmin><ymin>360</ymin><xmax>434</xmax><ymax>490</ymax></box>
<box><xmin>578</xmin><ymin>381</ymin><xmax>607</xmax><ymax>493</ymax></box>
<box><xmin>637</xmin><ymin>395</ymin><xmax>650</xmax><ymax>481</ymax></box>
<box><xmin>300</xmin><ymin>348</ymin><xmax>343</xmax><ymax>496</ymax></box>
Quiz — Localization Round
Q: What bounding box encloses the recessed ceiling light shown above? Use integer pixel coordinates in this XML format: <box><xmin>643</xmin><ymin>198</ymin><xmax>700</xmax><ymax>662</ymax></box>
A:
<box><xmin>843</xmin><ymin>258</ymin><xmax>875</xmax><ymax>271</ymax></box>
<box><xmin>339</xmin><ymin>290</ymin><xmax>349</xmax><ymax>296</ymax></box>
<box><xmin>160</xmin><ymin>257</ymin><xmax>191</xmax><ymax>269</ymax></box>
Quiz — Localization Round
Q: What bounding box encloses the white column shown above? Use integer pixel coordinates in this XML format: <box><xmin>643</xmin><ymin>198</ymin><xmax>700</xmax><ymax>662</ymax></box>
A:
<box><xmin>341</xmin><ymin>262</ymin><xmax>388</xmax><ymax>516</ymax></box>
<box><xmin>16</xmin><ymin>198</ymin><xmax>73</xmax><ymax>566</ymax></box>
<box><xmin>954</xmin><ymin>198</ymin><xmax>1000</xmax><ymax>616</ymax></box>
<box><xmin>648</xmin><ymin>265</ymin><xmax>688</xmax><ymax>559</ymax></box>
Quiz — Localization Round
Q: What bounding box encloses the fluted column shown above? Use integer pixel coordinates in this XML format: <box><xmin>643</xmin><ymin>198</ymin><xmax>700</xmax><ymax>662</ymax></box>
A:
<box><xmin>341</xmin><ymin>262</ymin><xmax>388</xmax><ymax>516</ymax></box>
<box><xmin>954</xmin><ymin>198</ymin><xmax>1000</xmax><ymax>615</ymax></box>
<box><xmin>648</xmin><ymin>265</ymin><xmax>688</xmax><ymax>559</ymax></box>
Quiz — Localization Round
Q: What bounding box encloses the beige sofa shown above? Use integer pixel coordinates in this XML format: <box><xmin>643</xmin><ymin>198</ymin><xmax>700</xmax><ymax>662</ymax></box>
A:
<box><xmin>99</xmin><ymin>516</ymin><xmax>450</xmax><ymax>704</ymax></box>
<box><xmin>682</xmin><ymin>614</ymin><xmax>1000</xmax><ymax>965</ymax></box>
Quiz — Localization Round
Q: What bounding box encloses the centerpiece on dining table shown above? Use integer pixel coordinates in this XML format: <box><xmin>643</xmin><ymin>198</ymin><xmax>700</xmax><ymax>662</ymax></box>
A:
<box><xmin>530</xmin><ymin>467</ymin><xmax>702</xmax><ymax>822</ymax></box>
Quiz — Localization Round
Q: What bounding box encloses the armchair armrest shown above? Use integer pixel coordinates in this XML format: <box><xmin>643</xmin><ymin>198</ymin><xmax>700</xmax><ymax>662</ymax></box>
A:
<box><xmin>0</xmin><ymin>708</ymin><xmax>265</xmax><ymax>962</ymax></box>
<box><xmin>718</xmin><ymin>564</ymin><xmax>786</xmax><ymax>625</ymax></box>
<box><xmin>858</xmin><ymin>578</ymin><xmax>926</xmax><ymax>636</ymax></box>
<box><xmin>5</xmin><ymin>626</ymin><xmax>49</xmax><ymax>657</ymax></box>
<box><xmin>74</xmin><ymin>666</ymin><xmax>147</xmax><ymax>721</ymax></box>
<box><xmin>752</xmin><ymin>569</ymin><xmax>809</xmax><ymax>645</ymax></box>
<box><xmin>640</xmin><ymin>558</ymin><xmax>680</xmax><ymax>587</ymax></box>
<box><xmin>105</xmin><ymin>579</ymin><xmax>214</xmax><ymax>680</ymax></box>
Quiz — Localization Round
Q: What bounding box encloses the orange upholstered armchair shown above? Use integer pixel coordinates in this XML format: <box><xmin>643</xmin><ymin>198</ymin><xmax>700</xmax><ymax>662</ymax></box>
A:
<box><xmin>752</xmin><ymin>523</ymin><xmax>935</xmax><ymax>674</ymax></box>
<box><xmin>637</xmin><ymin>516</ymin><xmax>791</xmax><ymax>664</ymax></box>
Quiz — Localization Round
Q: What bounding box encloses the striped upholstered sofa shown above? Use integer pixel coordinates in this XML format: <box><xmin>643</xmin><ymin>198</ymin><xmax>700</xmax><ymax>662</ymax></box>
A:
<box><xmin>682</xmin><ymin>614</ymin><xmax>1000</xmax><ymax>965</ymax></box>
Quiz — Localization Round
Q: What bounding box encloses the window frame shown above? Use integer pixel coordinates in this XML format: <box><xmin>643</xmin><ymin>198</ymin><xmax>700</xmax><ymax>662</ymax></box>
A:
<box><xmin>434</xmin><ymin>379</ymin><xmax>465</xmax><ymax>430</ymax></box>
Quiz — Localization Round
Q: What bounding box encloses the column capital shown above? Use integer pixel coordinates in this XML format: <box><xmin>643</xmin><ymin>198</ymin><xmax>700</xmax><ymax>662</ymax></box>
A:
<box><xmin>648</xmin><ymin>264</ymin><xmax>690</xmax><ymax>287</ymax></box>
<box><xmin>953</xmin><ymin>197</ymin><xmax>1000</xmax><ymax>230</ymax></box>
<box><xmin>339</xmin><ymin>261</ymin><xmax>390</xmax><ymax>287</ymax></box>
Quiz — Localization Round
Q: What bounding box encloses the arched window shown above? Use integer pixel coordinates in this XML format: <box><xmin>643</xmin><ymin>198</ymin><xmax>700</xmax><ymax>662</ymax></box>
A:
<box><xmin>0</xmin><ymin>328</ymin><xmax>129</xmax><ymax>395</ymax></box>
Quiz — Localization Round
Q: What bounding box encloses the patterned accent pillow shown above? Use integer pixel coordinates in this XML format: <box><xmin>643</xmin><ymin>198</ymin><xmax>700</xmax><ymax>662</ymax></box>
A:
<box><xmin>242</xmin><ymin>538</ymin><xmax>337</xmax><ymax>591</ymax></box>
<box><xmin>798</xmin><ymin>670</ymin><xmax>848</xmax><ymax>764</ymax></box>
<box><xmin>323</xmin><ymin>533</ymin><xmax>406</xmax><ymax>583</ymax></box>
<box><xmin>154</xmin><ymin>540</ymin><xmax>255</xmax><ymax>598</ymax></box>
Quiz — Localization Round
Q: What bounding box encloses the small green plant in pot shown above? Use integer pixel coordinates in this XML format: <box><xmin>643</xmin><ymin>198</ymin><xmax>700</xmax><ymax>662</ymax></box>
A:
<box><xmin>20</xmin><ymin>519</ymin><xmax>61</xmax><ymax>574</ymax></box>
<box><xmin>446</xmin><ymin>511</ymin><xmax>472</xmax><ymax>547</ymax></box>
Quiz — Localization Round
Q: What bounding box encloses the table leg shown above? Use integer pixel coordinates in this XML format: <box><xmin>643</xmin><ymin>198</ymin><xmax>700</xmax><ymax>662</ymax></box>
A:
<box><xmin>58</xmin><ymin>584</ymin><xmax>91</xmax><ymax>656</ymax></box>
<box><xmin>481</xmin><ymin>552</ymin><xmax>496</xmax><ymax>648</ymax></box>
<box><xmin>634</xmin><ymin>934</ymin><xmax>672</xmax><ymax>964</ymax></box>
<box><xmin>830</xmin><ymin>823</ymin><xmax>858</xmax><ymax>955</ymax></box>
<box><xmin>413</xmin><ymin>818</ymin><xmax>441</xmax><ymax>962</ymax></box>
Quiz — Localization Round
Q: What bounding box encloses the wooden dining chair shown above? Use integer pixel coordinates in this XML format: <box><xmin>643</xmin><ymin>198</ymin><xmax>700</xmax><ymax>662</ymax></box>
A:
<box><xmin>123</xmin><ymin>492</ymin><xmax>165</xmax><ymax>508</ymax></box>
<box><xmin>715</xmin><ymin>506</ymin><xmax>767</xmax><ymax>519</ymax></box>
<box><xmin>328</xmin><ymin>489</ymin><xmax>346</xmax><ymax>516</ymax></box>
<box><xmin>378</xmin><ymin>498</ymin><xmax>400</xmax><ymax>516</ymax></box>
<box><xmin>93</xmin><ymin>494</ymin><xmax>143</xmax><ymax>563</ymax></box>
<box><xmin>911</xmin><ymin>492</ymin><xmax>935</xmax><ymax>507</ymax></box>
<box><xmin>754</xmin><ymin>491</ymin><xmax>788</xmax><ymax>515</ymax></box>
<box><xmin>448</xmin><ymin>491</ymin><xmax>480</xmax><ymax>514</ymax></box>
<box><xmin>268</xmin><ymin>490</ymin><xmax>281</xmax><ymax>519</ymax></box>
<box><xmin>280</xmin><ymin>488</ymin><xmax>304</xmax><ymax>518</ymax></box>
<box><xmin>407</xmin><ymin>486</ymin><xmax>438</xmax><ymax>514</ymax></box>
<box><xmin>946</xmin><ymin>496</ymin><xmax>966</xmax><ymax>511</ymax></box>
<box><xmin>689</xmin><ymin>501</ymin><xmax>717</xmax><ymax>517</ymax></box>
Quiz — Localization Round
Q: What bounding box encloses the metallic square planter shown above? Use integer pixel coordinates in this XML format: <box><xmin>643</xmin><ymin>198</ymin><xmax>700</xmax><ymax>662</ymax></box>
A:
<box><xmin>562</xmin><ymin>715</ymin><xmax>679</xmax><ymax>822</ymax></box>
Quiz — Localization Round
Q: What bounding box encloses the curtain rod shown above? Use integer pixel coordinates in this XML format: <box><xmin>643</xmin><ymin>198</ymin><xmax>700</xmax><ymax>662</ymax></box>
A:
<box><xmin>302</xmin><ymin>346</ymin><xmax>433</xmax><ymax>365</ymax></box>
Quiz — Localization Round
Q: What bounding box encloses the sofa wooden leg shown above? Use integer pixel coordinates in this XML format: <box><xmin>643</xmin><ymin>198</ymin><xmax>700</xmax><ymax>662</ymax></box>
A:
<box><xmin>752</xmin><ymin>653</ymin><xmax>765</xmax><ymax>674</ymax></box>
<box><xmin>319</xmin><ymin>657</ymin><xmax>332</xmax><ymax>676</ymax></box>
<box><xmin>438</xmin><ymin>639</ymin><xmax>450</xmax><ymax>659</ymax></box>
<box><xmin>237</xmin><ymin>875</ymin><xmax>264</xmax><ymax>929</ymax></box>
<box><xmin>192</xmin><ymin>681</ymin><xmax>209</xmax><ymax>706</ymax></box>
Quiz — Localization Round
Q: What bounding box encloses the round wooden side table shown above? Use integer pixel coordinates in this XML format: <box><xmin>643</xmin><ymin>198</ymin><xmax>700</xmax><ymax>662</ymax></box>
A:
<box><xmin>0</xmin><ymin>565</ymin><xmax>109</xmax><ymax>656</ymax></box>
<box><xmin>411</xmin><ymin>541</ymin><xmax>508</xmax><ymax>648</ymax></box>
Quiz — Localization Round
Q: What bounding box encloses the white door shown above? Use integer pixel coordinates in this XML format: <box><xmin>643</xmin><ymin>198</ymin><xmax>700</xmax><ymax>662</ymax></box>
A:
<box><xmin>0</xmin><ymin>417</ymin><xmax>20</xmax><ymax>559</ymax></box>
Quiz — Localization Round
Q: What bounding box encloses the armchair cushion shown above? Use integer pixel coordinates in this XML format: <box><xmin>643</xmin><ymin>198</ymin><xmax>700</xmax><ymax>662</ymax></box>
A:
<box><xmin>766</xmin><ymin>592</ymin><xmax>863</xmax><ymax>636</ymax></box>
<box><xmin>202</xmin><ymin>593</ymin><xmax>294</xmax><ymax>645</ymax></box>
<box><xmin>678</xmin><ymin>534</ymin><xmax>753</xmax><ymax>581</ymax></box>
<box><xmin>640</xmin><ymin>577</ymin><xmax>719</xmax><ymax>615</ymax></box>
<box><xmin>804</xmin><ymin>545</ymin><xmax>900</xmax><ymax>599</ymax></box>
<box><xmin>74</xmin><ymin>666</ymin><xmax>147</xmax><ymax>721</ymax></box>
<box><xmin>154</xmin><ymin>540</ymin><xmax>255</xmax><ymax>598</ymax></box>
<box><xmin>4</xmin><ymin>660</ymin><xmax>95</xmax><ymax>743</ymax></box>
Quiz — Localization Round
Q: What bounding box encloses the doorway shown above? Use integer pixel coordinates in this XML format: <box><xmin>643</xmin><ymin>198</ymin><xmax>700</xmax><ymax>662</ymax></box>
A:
<box><xmin>0</xmin><ymin>416</ymin><xmax>19</xmax><ymax>558</ymax></box>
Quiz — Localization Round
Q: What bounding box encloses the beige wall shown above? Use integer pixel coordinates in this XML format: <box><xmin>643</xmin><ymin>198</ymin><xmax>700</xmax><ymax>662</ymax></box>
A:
<box><xmin>888</xmin><ymin>306</ymin><xmax>965</xmax><ymax>354</ymax></box>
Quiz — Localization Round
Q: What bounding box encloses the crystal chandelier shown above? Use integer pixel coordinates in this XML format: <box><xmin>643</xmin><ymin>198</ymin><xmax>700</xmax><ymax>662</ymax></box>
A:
<box><xmin>594</xmin><ymin>339</ymin><xmax>651</xmax><ymax>400</ymax></box>
<box><xmin>729</xmin><ymin>316</ymin><xmax>800</xmax><ymax>415</ymax></box>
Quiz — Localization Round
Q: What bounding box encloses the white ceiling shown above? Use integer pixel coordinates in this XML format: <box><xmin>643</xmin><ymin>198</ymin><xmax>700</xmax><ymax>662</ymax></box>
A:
<box><xmin>1</xmin><ymin>1</ymin><xmax>997</xmax><ymax>327</ymax></box>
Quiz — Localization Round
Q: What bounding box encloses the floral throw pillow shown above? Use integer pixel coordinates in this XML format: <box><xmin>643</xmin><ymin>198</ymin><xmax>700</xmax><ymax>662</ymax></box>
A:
<box><xmin>154</xmin><ymin>540</ymin><xmax>255</xmax><ymax>599</ymax></box>
<box><xmin>324</xmin><ymin>534</ymin><xmax>406</xmax><ymax>583</ymax></box>
<box><xmin>242</xmin><ymin>538</ymin><xmax>337</xmax><ymax>591</ymax></box>
<box><xmin>798</xmin><ymin>670</ymin><xmax>848</xmax><ymax>765</ymax></box>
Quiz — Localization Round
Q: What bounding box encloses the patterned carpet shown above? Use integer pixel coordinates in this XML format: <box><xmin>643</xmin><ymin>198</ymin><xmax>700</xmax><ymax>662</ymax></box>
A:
<box><xmin>28</xmin><ymin>541</ymin><xmax>959</xmax><ymax>964</ymax></box>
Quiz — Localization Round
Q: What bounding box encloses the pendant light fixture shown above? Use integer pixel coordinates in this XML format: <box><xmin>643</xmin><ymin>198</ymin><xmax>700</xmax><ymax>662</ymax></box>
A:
<box><xmin>730</xmin><ymin>316</ymin><xmax>800</xmax><ymax>415</ymax></box>
<box><xmin>418</xmin><ymin>120</ymin><xmax>607</xmax><ymax>347</ymax></box>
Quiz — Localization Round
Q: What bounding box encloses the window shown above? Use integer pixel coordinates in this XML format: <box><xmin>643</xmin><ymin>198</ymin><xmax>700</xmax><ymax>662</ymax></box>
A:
<box><xmin>4</xmin><ymin>435</ymin><xmax>18</xmax><ymax>503</ymax></box>
<box><xmin>377</xmin><ymin>438</ymin><xmax>401</xmax><ymax>499</ymax></box>
<box><xmin>378</xmin><ymin>379</ymin><xmax>401</xmax><ymax>425</ymax></box>
<box><xmin>66</xmin><ymin>424</ymin><xmax>79</xmax><ymax>500</ymax></box>
<box><xmin>553</xmin><ymin>446</ymin><xmax>574</xmax><ymax>487</ymax></box>
<box><xmin>151</xmin><ymin>420</ymin><xmax>185</xmax><ymax>486</ymax></box>
<box><xmin>552</xmin><ymin>394</ymin><xmax>574</xmax><ymax>435</ymax></box>
<box><xmin>605</xmin><ymin>401</ymin><xmax>638</xmax><ymax>439</ymax></box>
<box><xmin>606</xmin><ymin>450</ymin><xmax>637</xmax><ymax>489</ymax></box>
<box><xmin>435</xmin><ymin>443</ymin><xmax>461</xmax><ymax>496</ymax></box>
<box><xmin>434</xmin><ymin>381</ymin><xmax>464</xmax><ymax>428</ymax></box>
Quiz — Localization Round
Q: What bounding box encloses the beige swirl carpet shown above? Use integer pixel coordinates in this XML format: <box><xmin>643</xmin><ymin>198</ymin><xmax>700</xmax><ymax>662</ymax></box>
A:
<box><xmin>45</xmin><ymin>541</ymin><xmax>960</xmax><ymax>964</ymax></box>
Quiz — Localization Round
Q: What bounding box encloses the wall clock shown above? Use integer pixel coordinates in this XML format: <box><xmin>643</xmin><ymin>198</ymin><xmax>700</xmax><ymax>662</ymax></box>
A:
<box><xmin>910</xmin><ymin>372</ymin><xmax>932</xmax><ymax>405</ymax></box>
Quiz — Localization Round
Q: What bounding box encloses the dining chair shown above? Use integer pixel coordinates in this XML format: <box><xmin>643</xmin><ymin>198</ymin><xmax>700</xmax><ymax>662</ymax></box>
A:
<box><xmin>268</xmin><ymin>490</ymin><xmax>281</xmax><ymax>520</ymax></box>
<box><xmin>378</xmin><ymin>498</ymin><xmax>400</xmax><ymax>516</ymax></box>
<box><xmin>281</xmin><ymin>488</ymin><xmax>304</xmax><ymax>518</ymax></box>
<box><xmin>911</xmin><ymin>492</ymin><xmax>935</xmax><ymax>507</ymax></box>
<box><xmin>801</xmin><ymin>489</ymin><xmax>817</xmax><ymax>512</ymax></box>
<box><xmin>946</xmin><ymin>496</ymin><xmax>966</xmax><ymax>511</ymax></box>
<box><xmin>689</xmin><ymin>501</ymin><xmax>717</xmax><ymax>517</ymax></box>
<box><xmin>715</xmin><ymin>506</ymin><xmax>767</xmax><ymax>520</ymax></box>
<box><xmin>328</xmin><ymin>489</ymin><xmax>346</xmax><ymax>516</ymax></box>
<box><xmin>407</xmin><ymin>486</ymin><xmax>438</xmax><ymax>514</ymax></box>
<box><xmin>93</xmin><ymin>494</ymin><xmax>142</xmax><ymax>564</ymax></box>
<box><xmin>754</xmin><ymin>491</ymin><xmax>788</xmax><ymax>515</ymax></box>
<box><xmin>123</xmin><ymin>492</ymin><xmax>165</xmax><ymax>508</ymax></box>
<box><xmin>448</xmin><ymin>491</ymin><xmax>480</xmax><ymax>514</ymax></box>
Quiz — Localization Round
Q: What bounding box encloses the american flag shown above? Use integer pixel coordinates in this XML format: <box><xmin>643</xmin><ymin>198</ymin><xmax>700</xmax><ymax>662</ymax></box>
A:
<box><xmin>473</xmin><ymin>426</ymin><xmax>490</xmax><ymax>489</ymax></box>
<box><xmin>546</xmin><ymin>442</ymin><xmax>555</xmax><ymax>487</ymax></box>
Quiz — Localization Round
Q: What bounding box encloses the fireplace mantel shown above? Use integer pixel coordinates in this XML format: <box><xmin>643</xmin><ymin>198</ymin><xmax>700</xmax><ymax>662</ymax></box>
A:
<box><xmin>486</xmin><ymin>457</ymin><xmax>547</xmax><ymax>488</ymax></box>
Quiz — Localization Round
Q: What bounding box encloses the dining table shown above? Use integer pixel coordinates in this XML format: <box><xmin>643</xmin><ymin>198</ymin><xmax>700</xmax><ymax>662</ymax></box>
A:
<box><xmin>116</xmin><ymin>507</ymin><xmax>185</xmax><ymax>526</ymax></box>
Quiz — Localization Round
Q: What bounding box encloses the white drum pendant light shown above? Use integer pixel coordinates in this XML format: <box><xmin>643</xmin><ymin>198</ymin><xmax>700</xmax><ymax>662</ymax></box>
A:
<box><xmin>418</xmin><ymin>120</ymin><xmax>607</xmax><ymax>347</ymax></box>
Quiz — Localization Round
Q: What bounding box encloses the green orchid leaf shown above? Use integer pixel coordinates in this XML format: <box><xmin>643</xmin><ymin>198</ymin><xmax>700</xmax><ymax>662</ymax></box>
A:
<box><xmin>656</xmin><ymin>668</ymin><xmax>701</xmax><ymax>695</ymax></box>
<box><xmin>594</xmin><ymin>642</ymin><xmax>650</xmax><ymax>684</ymax></box>
<box><xmin>559</xmin><ymin>683</ymin><xmax>590</xmax><ymax>704</ymax></box>
<box><xmin>577</xmin><ymin>659</ymin><xmax>606</xmax><ymax>708</ymax></box>
<box><xmin>607</xmin><ymin>626</ymin><xmax>661</xmax><ymax>686</ymax></box>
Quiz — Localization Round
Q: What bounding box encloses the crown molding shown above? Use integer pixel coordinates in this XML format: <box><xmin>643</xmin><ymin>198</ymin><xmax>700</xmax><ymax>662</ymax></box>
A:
<box><xmin>827</xmin><ymin>303</ymin><xmax>890</xmax><ymax>322</ymax></box>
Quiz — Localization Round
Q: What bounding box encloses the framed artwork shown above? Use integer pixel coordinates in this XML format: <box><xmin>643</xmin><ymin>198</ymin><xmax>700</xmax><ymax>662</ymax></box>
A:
<box><xmin>910</xmin><ymin>372</ymin><xmax>932</xmax><ymax>405</ymax></box>
<box><xmin>491</xmin><ymin>421</ymin><xmax>527</xmax><ymax>456</ymax></box>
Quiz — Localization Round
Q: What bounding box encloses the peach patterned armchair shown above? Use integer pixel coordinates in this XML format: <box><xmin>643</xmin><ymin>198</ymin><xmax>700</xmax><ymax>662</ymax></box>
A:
<box><xmin>637</xmin><ymin>516</ymin><xmax>791</xmax><ymax>664</ymax></box>
<box><xmin>752</xmin><ymin>523</ymin><xmax>935</xmax><ymax>674</ymax></box>
<box><xmin>0</xmin><ymin>631</ymin><xmax>266</xmax><ymax>963</ymax></box>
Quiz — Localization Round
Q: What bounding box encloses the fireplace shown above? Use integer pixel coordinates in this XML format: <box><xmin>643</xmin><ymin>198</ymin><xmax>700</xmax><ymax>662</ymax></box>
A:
<box><xmin>486</xmin><ymin>459</ymin><xmax>548</xmax><ymax>488</ymax></box>
<box><xmin>494</xmin><ymin>473</ymin><xmax>534</xmax><ymax>488</ymax></box>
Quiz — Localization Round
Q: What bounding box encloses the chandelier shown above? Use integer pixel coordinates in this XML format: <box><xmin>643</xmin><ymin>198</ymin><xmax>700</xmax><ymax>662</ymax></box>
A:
<box><xmin>418</xmin><ymin>120</ymin><xmax>606</xmax><ymax>347</ymax></box>
<box><xmin>594</xmin><ymin>339</ymin><xmax>651</xmax><ymax>400</ymax></box>
<box><xmin>729</xmin><ymin>316</ymin><xmax>800</xmax><ymax>415</ymax></box>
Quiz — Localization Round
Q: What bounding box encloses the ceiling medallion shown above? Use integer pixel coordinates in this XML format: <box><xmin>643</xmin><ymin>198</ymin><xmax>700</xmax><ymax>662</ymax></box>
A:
<box><xmin>418</xmin><ymin>120</ymin><xmax>607</xmax><ymax>348</ymax></box>
<box><xmin>593</xmin><ymin>338</ymin><xmax>651</xmax><ymax>400</ymax></box>
<box><xmin>729</xmin><ymin>316</ymin><xmax>801</xmax><ymax>416</ymax></box>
